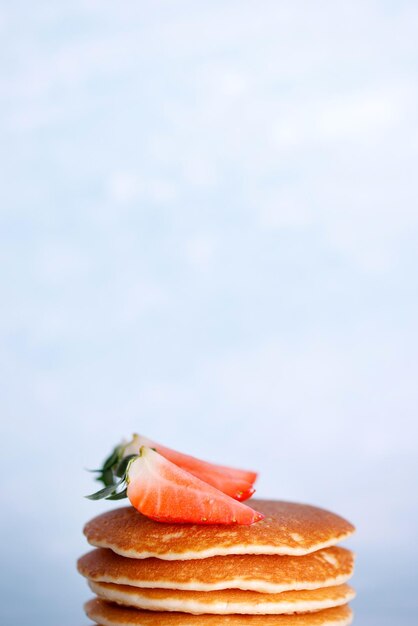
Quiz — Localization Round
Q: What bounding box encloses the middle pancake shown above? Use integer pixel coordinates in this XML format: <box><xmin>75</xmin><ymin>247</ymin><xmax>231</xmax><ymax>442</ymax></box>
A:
<box><xmin>78</xmin><ymin>547</ymin><xmax>354</xmax><ymax>594</ymax></box>
<box><xmin>88</xmin><ymin>581</ymin><xmax>355</xmax><ymax>615</ymax></box>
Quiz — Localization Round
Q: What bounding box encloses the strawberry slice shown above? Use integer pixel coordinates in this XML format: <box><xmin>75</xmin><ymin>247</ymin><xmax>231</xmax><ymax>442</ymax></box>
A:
<box><xmin>124</xmin><ymin>434</ymin><xmax>257</xmax><ymax>501</ymax></box>
<box><xmin>126</xmin><ymin>447</ymin><xmax>264</xmax><ymax>525</ymax></box>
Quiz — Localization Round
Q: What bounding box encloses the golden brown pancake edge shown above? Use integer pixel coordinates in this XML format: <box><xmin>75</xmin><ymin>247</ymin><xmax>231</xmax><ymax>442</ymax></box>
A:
<box><xmin>78</xmin><ymin>546</ymin><xmax>354</xmax><ymax>593</ymax></box>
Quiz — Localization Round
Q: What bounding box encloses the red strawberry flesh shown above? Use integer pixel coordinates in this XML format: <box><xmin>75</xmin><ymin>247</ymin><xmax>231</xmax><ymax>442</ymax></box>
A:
<box><xmin>126</xmin><ymin>447</ymin><xmax>264</xmax><ymax>525</ymax></box>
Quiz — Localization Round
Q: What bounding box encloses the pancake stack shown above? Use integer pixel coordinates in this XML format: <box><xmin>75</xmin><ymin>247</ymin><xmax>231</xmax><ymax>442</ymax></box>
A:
<box><xmin>78</xmin><ymin>500</ymin><xmax>355</xmax><ymax>625</ymax></box>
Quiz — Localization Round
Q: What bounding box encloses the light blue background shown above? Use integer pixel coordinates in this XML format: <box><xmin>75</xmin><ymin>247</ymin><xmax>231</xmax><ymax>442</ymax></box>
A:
<box><xmin>1</xmin><ymin>1</ymin><xmax>417</xmax><ymax>625</ymax></box>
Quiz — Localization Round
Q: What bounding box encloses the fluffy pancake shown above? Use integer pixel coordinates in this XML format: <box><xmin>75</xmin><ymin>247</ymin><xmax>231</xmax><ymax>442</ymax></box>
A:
<box><xmin>84</xmin><ymin>501</ymin><xmax>354</xmax><ymax>560</ymax></box>
<box><xmin>88</xmin><ymin>581</ymin><xmax>355</xmax><ymax>615</ymax></box>
<box><xmin>78</xmin><ymin>547</ymin><xmax>354</xmax><ymax>593</ymax></box>
<box><xmin>85</xmin><ymin>598</ymin><xmax>354</xmax><ymax>625</ymax></box>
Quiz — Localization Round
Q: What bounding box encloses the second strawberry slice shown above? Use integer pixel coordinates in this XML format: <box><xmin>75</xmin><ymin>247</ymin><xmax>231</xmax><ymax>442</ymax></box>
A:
<box><xmin>127</xmin><ymin>434</ymin><xmax>257</xmax><ymax>501</ymax></box>
<box><xmin>127</xmin><ymin>447</ymin><xmax>264</xmax><ymax>525</ymax></box>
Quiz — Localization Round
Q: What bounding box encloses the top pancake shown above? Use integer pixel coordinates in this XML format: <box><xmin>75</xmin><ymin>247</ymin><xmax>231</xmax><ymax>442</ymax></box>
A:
<box><xmin>84</xmin><ymin>500</ymin><xmax>354</xmax><ymax>560</ymax></box>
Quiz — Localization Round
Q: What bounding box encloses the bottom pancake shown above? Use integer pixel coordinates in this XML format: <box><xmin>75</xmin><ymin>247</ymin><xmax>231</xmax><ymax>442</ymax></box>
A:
<box><xmin>85</xmin><ymin>599</ymin><xmax>354</xmax><ymax>625</ymax></box>
<box><xmin>88</xmin><ymin>581</ymin><xmax>354</xmax><ymax>615</ymax></box>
